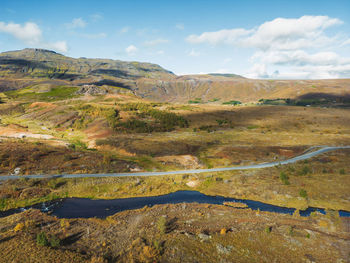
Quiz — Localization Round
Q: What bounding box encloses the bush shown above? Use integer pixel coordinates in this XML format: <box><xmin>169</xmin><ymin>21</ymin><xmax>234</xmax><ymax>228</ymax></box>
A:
<box><xmin>109</xmin><ymin>103</ymin><xmax>189</xmax><ymax>133</ymax></box>
<box><xmin>280</xmin><ymin>172</ymin><xmax>290</xmax><ymax>185</ymax></box>
<box><xmin>0</xmin><ymin>198</ymin><xmax>7</xmax><ymax>210</ymax></box>
<box><xmin>339</xmin><ymin>168</ymin><xmax>345</xmax><ymax>175</ymax></box>
<box><xmin>299</xmin><ymin>189</ymin><xmax>308</xmax><ymax>199</ymax></box>
<box><xmin>14</xmin><ymin>223</ymin><xmax>25</xmax><ymax>232</ymax></box>
<box><xmin>49</xmin><ymin>235</ymin><xmax>61</xmax><ymax>248</ymax></box>
<box><xmin>288</xmin><ymin>226</ymin><xmax>294</xmax><ymax>236</ymax></box>
<box><xmin>188</xmin><ymin>98</ymin><xmax>202</xmax><ymax>104</ymax></box>
<box><xmin>222</xmin><ymin>100</ymin><xmax>241</xmax><ymax>105</ymax></box>
<box><xmin>157</xmin><ymin>217</ymin><xmax>167</xmax><ymax>235</ymax></box>
<box><xmin>299</xmin><ymin>166</ymin><xmax>311</xmax><ymax>176</ymax></box>
<box><xmin>36</xmin><ymin>232</ymin><xmax>49</xmax><ymax>246</ymax></box>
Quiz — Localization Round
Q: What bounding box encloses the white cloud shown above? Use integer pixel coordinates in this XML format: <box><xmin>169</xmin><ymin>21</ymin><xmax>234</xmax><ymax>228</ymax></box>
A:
<box><xmin>175</xmin><ymin>23</ymin><xmax>184</xmax><ymax>30</ymax></box>
<box><xmin>187</xmin><ymin>16</ymin><xmax>342</xmax><ymax>49</ymax></box>
<box><xmin>120</xmin><ymin>26</ymin><xmax>130</xmax><ymax>34</ymax></box>
<box><xmin>245</xmin><ymin>63</ymin><xmax>269</xmax><ymax>79</ymax></box>
<box><xmin>90</xmin><ymin>13</ymin><xmax>103</xmax><ymax>22</ymax></box>
<box><xmin>243</xmin><ymin>16</ymin><xmax>342</xmax><ymax>51</ymax></box>
<box><xmin>341</xmin><ymin>38</ymin><xmax>350</xmax><ymax>46</ymax></box>
<box><xmin>66</xmin><ymin>18</ymin><xmax>86</xmax><ymax>29</ymax></box>
<box><xmin>125</xmin><ymin>45</ymin><xmax>138</xmax><ymax>55</ymax></box>
<box><xmin>0</xmin><ymin>21</ymin><xmax>42</xmax><ymax>44</ymax></box>
<box><xmin>0</xmin><ymin>21</ymin><xmax>68</xmax><ymax>53</ymax></box>
<box><xmin>188</xmin><ymin>49</ymin><xmax>200</xmax><ymax>57</ymax></box>
<box><xmin>157</xmin><ymin>50</ymin><xmax>164</xmax><ymax>55</ymax></box>
<box><xmin>144</xmin><ymin>38</ymin><xmax>169</xmax><ymax>46</ymax></box>
<box><xmin>252</xmin><ymin>50</ymin><xmax>350</xmax><ymax>66</ymax></box>
<box><xmin>80</xmin><ymin>32</ymin><xmax>107</xmax><ymax>39</ymax></box>
<box><xmin>43</xmin><ymin>41</ymin><xmax>68</xmax><ymax>53</ymax></box>
<box><xmin>188</xmin><ymin>15</ymin><xmax>350</xmax><ymax>79</ymax></box>
<box><xmin>212</xmin><ymin>68</ymin><xmax>230</xmax><ymax>74</ymax></box>
<box><xmin>187</xmin><ymin>28</ymin><xmax>252</xmax><ymax>45</ymax></box>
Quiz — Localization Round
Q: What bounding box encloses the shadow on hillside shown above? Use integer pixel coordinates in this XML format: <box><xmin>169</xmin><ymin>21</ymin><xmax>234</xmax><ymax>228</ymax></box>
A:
<box><xmin>296</xmin><ymin>92</ymin><xmax>350</xmax><ymax>102</ymax></box>
<box><xmin>61</xmin><ymin>231</ymin><xmax>83</xmax><ymax>246</ymax></box>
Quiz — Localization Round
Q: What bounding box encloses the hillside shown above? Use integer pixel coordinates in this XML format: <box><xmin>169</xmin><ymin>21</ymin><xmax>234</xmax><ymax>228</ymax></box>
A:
<box><xmin>0</xmin><ymin>48</ymin><xmax>350</xmax><ymax>103</ymax></box>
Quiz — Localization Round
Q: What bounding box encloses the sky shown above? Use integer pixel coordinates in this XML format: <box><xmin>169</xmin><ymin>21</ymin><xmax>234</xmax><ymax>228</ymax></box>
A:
<box><xmin>0</xmin><ymin>0</ymin><xmax>350</xmax><ymax>79</ymax></box>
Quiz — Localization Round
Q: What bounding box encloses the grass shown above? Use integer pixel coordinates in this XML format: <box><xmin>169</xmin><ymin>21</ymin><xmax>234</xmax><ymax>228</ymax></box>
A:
<box><xmin>2</xmin><ymin>146</ymin><xmax>350</xmax><ymax>212</ymax></box>
<box><xmin>0</xmin><ymin>200</ymin><xmax>346</xmax><ymax>263</ymax></box>
<box><xmin>4</xmin><ymin>86</ymin><xmax>79</xmax><ymax>102</ymax></box>
<box><xmin>0</xmin><ymin>94</ymin><xmax>349</xmax><ymax>212</ymax></box>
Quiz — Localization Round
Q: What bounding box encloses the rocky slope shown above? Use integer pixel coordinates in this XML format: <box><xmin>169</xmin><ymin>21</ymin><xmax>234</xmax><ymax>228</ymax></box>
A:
<box><xmin>1</xmin><ymin>48</ymin><xmax>350</xmax><ymax>103</ymax></box>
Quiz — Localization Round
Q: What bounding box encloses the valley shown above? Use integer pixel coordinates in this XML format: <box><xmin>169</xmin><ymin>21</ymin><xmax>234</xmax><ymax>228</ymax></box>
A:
<box><xmin>0</xmin><ymin>49</ymin><xmax>349</xmax><ymax>262</ymax></box>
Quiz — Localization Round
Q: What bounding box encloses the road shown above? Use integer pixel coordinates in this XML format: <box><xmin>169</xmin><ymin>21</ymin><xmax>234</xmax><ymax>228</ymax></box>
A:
<box><xmin>0</xmin><ymin>146</ymin><xmax>349</xmax><ymax>181</ymax></box>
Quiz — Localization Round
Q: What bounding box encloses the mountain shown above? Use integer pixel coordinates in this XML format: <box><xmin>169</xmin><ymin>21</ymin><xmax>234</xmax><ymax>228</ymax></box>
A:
<box><xmin>0</xmin><ymin>48</ymin><xmax>174</xmax><ymax>80</ymax></box>
<box><xmin>0</xmin><ymin>48</ymin><xmax>349</xmax><ymax>103</ymax></box>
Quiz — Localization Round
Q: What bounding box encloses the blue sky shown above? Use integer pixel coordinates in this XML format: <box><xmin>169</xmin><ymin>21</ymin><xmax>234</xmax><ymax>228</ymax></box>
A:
<box><xmin>0</xmin><ymin>0</ymin><xmax>350</xmax><ymax>78</ymax></box>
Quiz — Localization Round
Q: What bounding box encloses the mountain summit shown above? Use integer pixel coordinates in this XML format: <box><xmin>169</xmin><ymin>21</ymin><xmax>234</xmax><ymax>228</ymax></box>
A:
<box><xmin>0</xmin><ymin>48</ymin><xmax>349</xmax><ymax>103</ymax></box>
<box><xmin>0</xmin><ymin>48</ymin><xmax>174</xmax><ymax>81</ymax></box>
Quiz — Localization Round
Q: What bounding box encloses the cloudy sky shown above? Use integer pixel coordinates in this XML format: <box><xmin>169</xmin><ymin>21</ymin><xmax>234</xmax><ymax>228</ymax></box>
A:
<box><xmin>0</xmin><ymin>0</ymin><xmax>349</xmax><ymax>79</ymax></box>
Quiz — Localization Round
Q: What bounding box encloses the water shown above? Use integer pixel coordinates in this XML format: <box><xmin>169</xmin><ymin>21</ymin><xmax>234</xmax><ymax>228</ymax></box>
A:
<box><xmin>1</xmin><ymin>191</ymin><xmax>349</xmax><ymax>219</ymax></box>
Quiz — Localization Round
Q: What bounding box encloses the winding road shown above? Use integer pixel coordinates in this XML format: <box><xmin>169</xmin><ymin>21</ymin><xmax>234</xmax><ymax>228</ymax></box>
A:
<box><xmin>0</xmin><ymin>146</ymin><xmax>349</xmax><ymax>181</ymax></box>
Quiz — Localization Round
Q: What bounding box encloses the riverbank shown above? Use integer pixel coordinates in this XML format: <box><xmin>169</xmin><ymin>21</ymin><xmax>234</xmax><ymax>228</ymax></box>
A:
<box><xmin>0</xmin><ymin>201</ymin><xmax>348</xmax><ymax>262</ymax></box>
<box><xmin>2</xmin><ymin>190</ymin><xmax>349</xmax><ymax>219</ymax></box>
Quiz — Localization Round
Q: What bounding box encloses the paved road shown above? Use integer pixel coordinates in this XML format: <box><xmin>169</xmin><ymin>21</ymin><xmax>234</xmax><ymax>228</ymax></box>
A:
<box><xmin>0</xmin><ymin>146</ymin><xmax>349</xmax><ymax>181</ymax></box>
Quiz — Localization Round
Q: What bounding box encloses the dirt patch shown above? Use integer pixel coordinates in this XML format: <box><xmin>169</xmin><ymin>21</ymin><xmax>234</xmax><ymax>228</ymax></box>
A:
<box><xmin>19</xmin><ymin>187</ymin><xmax>51</xmax><ymax>199</ymax></box>
<box><xmin>0</xmin><ymin>125</ymin><xmax>53</xmax><ymax>140</ymax></box>
<box><xmin>156</xmin><ymin>155</ymin><xmax>202</xmax><ymax>169</ymax></box>
<box><xmin>186</xmin><ymin>180</ymin><xmax>200</xmax><ymax>188</ymax></box>
<box><xmin>29</xmin><ymin>102</ymin><xmax>56</xmax><ymax>109</ymax></box>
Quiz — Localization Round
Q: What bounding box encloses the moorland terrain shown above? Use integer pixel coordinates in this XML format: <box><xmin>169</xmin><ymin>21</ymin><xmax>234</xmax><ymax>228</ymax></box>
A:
<box><xmin>0</xmin><ymin>48</ymin><xmax>349</xmax><ymax>262</ymax></box>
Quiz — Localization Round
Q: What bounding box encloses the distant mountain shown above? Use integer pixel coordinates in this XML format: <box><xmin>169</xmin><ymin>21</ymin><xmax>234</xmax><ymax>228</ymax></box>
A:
<box><xmin>0</xmin><ymin>48</ymin><xmax>174</xmax><ymax>80</ymax></box>
<box><xmin>208</xmin><ymin>73</ymin><xmax>245</xmax><ymax>78</ymax></box>
<box><xmin>0</xmin><ymin>48</ymin><xmax>349</xmax><ymax>103</ymax></box>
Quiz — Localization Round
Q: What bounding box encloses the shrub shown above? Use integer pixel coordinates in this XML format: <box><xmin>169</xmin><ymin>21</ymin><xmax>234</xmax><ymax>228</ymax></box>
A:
<box><xmin>14</xmin><ymin>223</ymin><xmax>25</xmax><ymax>232</ymax></box>
<box><xmin>157</xmin><ymin>216</ymin><xmax>167</xmax><ymax>235</ymax></box>
<box><xmin>36</xmin><ymin>232</ymin><xmax>49</xmax><ymax>246</ymax></box>
<box><xmin>299</xmin><ymin>166</ymin><xmax>311</xmax><ymax>176</ymax></box>
<box><xmin>216</xmin><ymin>119</ymin><xmax>228</xmax><ymax>126</ymax></box>
<box><xmin>109</xmin><ymin>103</ymin><xmax>189</xmax><ymax>132</ymax></box>
<box><xmin>47</xmin><ymin>178</ymin><xmax>64</xmax><ymax>189</ymax></box>
<box><xmin>72</xmin><ymin>140</ymin><xmax>88</xmax><ymax>150</ymax></box>
<box><xmin>0</xmin><ymin>198</ymin><xmax>7</xmax><ymax>210</ymax></box>
<box><xmin>63</xmin><ymin>154</ymin><xmax>72</xmax><ymax>161</ymax></box>
<box><xmin>339</xmin><ymin>168</ymin><xmax>345</xmax><ymax>175</ymax></box>
<box><xmin>199</xmin><ymin>125</ymin><xmax>215</xmax><ymax>132</ymax></box>
<box><xmin>280</xmin><ymin>172</ymin><xmax>290</xmax><ymax>185</ymax></box>
<box><xmin>188</xmin><ymin>98</ymin><xmax>202</xmax><ymax>104</ymax></box>
<box><xmin>141</xmin><ymin>245</ymin><xmax>160</xmax><ymax>262</ymax></box>
<box><xmin>288</xmin><ymin>226</ymin><xmax>294</xmax><ymax>236</ymax></box>
<box><xmin>265</xmin><ymin>226</ymin><xmax>272</xmax><ymax>233</ymax></box>
<box><xmin>222</xmin><ymin>100</ymin><xmax>241</xmax><ymax>105</ymax></box>
<box><xmin>49</xmin><ymin>235</ymin><xmax>61</xmax><ymax>248</ymax></box>
<box><xmin>299</xmin><ymin>189</ymin><xmax>308</xmax><ymax>198</ymax></box>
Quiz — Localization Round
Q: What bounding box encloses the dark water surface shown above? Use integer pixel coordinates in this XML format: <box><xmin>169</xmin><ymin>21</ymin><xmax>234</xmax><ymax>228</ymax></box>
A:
<box><xmin>1</xmin><ymin>191</ymin><xmax>349</xmax><ymax>218</ymax></box>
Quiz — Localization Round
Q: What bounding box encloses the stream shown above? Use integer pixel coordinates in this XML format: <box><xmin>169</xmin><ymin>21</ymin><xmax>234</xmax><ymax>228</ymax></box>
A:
<box><xmin>1</xmin><ymin>191</ymin><xmax>349</xmax><ymax>219</ymax></box>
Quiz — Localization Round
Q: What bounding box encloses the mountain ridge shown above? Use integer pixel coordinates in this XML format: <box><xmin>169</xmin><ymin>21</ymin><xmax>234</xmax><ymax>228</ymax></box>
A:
<box><xmin>0</xmin><ymin>48</ymin><xmax>349</xmax><ymax>103</ymax></box>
